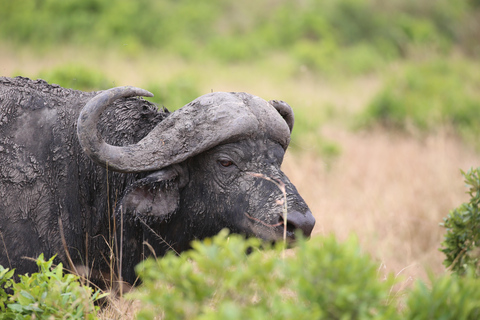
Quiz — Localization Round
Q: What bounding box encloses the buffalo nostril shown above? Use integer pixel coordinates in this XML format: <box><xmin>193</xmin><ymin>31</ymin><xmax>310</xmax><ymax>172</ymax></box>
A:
<box><xmin>280</xmin><ymin>210</ymin><xmax>316</xmax><ymax>237</ymax></box>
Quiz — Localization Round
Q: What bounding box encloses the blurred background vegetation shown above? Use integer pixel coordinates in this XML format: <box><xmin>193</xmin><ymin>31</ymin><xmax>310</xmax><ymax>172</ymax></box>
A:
<box><xmin>2</xmin><ymin>1</ymin><xmax>480</xmax><ymax>317</ymax></box>
<box><xmin>1</xmin><ymin>0</ymin><xmax>480</xmax><ymax>154</ymax></box>
<box><xmin>2</xmin><ymin>0</ymin><xmax>479</xmax><ymax>61</ymax></box>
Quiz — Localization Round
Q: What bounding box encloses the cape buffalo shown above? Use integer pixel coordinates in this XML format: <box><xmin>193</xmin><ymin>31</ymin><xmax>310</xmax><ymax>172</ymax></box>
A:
<box><xmin>0</xmin><ymin>76</ymin><xmax>315</xmax><ymax>285</ymax></box>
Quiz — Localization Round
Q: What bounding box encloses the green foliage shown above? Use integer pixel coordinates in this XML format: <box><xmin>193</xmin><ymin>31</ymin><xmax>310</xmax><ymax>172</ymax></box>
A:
<box><xmin>34</xmin><ymin>64</ymin><xmax>113</xmax><ymax>91</ymax></box>
<box><xmin>0</xmin><ymin>255</ymin><xmax>103</xmax><ymax>320</ymax></box>
<box><xmin>290</xmin><ymin>106</ymin><xmax>341</xmax><ymax>159</ymax></box>
<box><xmin>132</xmin><ymin>230</ymin><xmax>480</xmax><ymax>319</ymax></box>
<box><xmin>288</xmin><ymin>233</ymin><xmax>398</xmax><ymax>319</ymax></box>
<box><xmin>132</xmin><ymin>230</ymin><xmax>398</xmax><ymax>319</ymax></box>
<box><xmin>0</xmin><ymin>266</ymin><xmax>14</xmax><ymax>314</ymax></box>
<box><xmin>359</xmin><ymin>59</ymin><xmax>480</xmax><ymax>146</ymax></box>
<box><xmin>441</xmin><ymin>168</ymin><xmax>480</xmax><ymax>277</ymax></box>
<box><xmin>404</xmin><ymin>272</ymin><xmax>480</xmax><ymax>319</ymax></box>
<box><xmin>143</xmin><ymin>75</ymin><xmax>201</xmax><ymax>111</ymax></box>
<box><xmin>27</xmin><ymin>64</ymin><xmax>201</xmax><ymax>110</ymax></box>
<box><xmin>1</xmin><ymin>0</ymin><xmax>479</xmax><ymax>72</ymax></box>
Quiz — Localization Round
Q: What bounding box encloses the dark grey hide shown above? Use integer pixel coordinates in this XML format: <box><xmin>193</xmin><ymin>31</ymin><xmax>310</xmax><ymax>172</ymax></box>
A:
<box><xmin>0</xmin><ymin>76</ymin><xmax>315</xmax><ymax>285</ymax></box>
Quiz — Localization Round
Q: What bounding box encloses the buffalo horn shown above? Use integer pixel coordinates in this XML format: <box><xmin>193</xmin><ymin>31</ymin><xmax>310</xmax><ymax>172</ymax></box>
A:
<box><xmin>77</xmin><ymin>88</ymin><xmax>291</xmax><ymax>173</ymax></box>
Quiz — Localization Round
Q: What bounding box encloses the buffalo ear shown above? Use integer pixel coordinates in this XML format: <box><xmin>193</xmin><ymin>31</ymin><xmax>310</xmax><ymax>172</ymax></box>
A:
<box><xmin>269</xmin><ymin>99</ymin><xmax>294</xmax><ymax>133</ymax></box>
<box><xmin>116</xmin><ymin>165</ymin><xmax>188</xmax><ymax>221</ymax></box>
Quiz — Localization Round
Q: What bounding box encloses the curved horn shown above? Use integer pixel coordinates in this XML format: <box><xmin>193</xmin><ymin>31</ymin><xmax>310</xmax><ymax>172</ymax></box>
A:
<box><xmin>269</xmin><ymin>100</ymin><xmax>294</xmax><ymax>133</ymax></box>
<box><xmin>78</xmin><ymin>89</ymin><xmax>290</xmax><ymax>173</ymax></box>
<box><xmin>77</xmin><ymin>86</ymin><xmax>153</xmax><ymax>171</ymax></box>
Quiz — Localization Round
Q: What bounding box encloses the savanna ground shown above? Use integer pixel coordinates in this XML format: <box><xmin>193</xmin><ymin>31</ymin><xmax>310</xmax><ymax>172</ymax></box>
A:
<box><xmin>2</xmin><ymin>0</ymin><xmax>480</xmax><ymax>317</ymax></box>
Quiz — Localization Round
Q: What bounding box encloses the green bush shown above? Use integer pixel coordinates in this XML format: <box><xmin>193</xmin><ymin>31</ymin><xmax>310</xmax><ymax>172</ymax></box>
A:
<box><xmin>132</xmin><ymin>230</ymin><xmax>398</xmax><ymax>320</ymax></box>
<box><xmin>28</xmin><ymin>65</ymin><xmax>201</xmax><ymax>110</ymax></box>
<box><xmin>359</xmin><ymin>59</ymin><xmax>480</xmax><ymax>146</ymax></box>
<box><xmin>0</xmin><ymin>254</ymin><xmax>104</xmax><ymax>320</ymax></box>
<box><xmin>290</xmin><ymin>106</ymin><xmax>341</xmax><ymax>159</ymax></box>
<box><xmin>1</xmin><ymin>224</ymin><xmax>480</xmax><ymax>318</ymax></box>
<box><xmin>1</xmin><ymin>0</ymin><xmax>479</xmax><ymax>65</ymax></box>
<box><xmin>34</xmin><ymin>64</ymin><xmax>113</xmax><ymax>91</ymax></box>
<box><xmin>441</xmin><ymin>168</ymin><xmax>480</xmax><ymax>277</ymax></box>
<box><xmin>131</xmin><ymin>230</ymin><xmax>480</xmax><ymax>319</ymax></box>
<box><xmin>0</xmin><ymin>266</ymin><xmax>14</xmax><ymax>314</ymax></box>
<box><xmin>292</xmin><ymin>40</ymin><xmax>386</xmax><ymax>76</ymax></box>
<box><xmin>404</xmin><ymin>272</ymin><xmax>480</xmax><ymax>319</ymax></box>
<box><xmin>143</xmin><ymin>75</ymin><xmax>201</xmax><ymax>111</ymax></box>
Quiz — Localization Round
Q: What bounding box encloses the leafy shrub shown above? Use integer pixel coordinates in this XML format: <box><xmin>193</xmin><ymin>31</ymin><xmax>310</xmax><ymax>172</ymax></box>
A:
<box><xmin>293</xmin><ymin>40</ymin><xmax>386</xmax><ymax>76</ymax></box>
<box><xmin>292</xmin><ymin>39</ymin><xmax>339</xmax><ymax>75</ymax></box>
<box><xmin>404</xmin><ymin>272</ymin><xmax>480</xmax><ymax>319</ymax></box>
<box><xmin>143</xmin><ymin>75</ymin><xmax>201</xmax><ymax>111</ymax></box>
<box><xmin>1</xmin><ymin>0</ymin><xmax>479</xmax><ymax>65</ymax></box>
<box><xmin>133</xmin><ymin>230</ymin><xmax>480</xmax><ymax>319</ymax></box>
<box><xmin>206</xmin><ymin>36</ymin><xmax>264</xmax><ymax>63</ymax></box>
<box><xmin>131</xmin><ymin>230</ymin><xmax>398</xmax><ymax>320</ymax></box>
<box><xmin>290</xmin><ymin>106</ymin><xmax>341</xmax><ymax>159</ymax></box>
<box><xmin>30</xmin><ymin>64</ymin><xmax>201</xmax><ymax>110</ymax></box>
<box><xmin>0</xmin><ymin>266</ymin><xmax>14</xmax><ymax>314</ymax></box>
<box><xmin>359</xmin><ymin>59</ymin><xmax>480</xmax><ymax>146</ymax></box>
<box><xmin>0</xmin><ymin>254</ymin><xmax>103</xmax><ymax>319</ymax></box>
<box><xmin>35</xmin><ymin>64</ymin><xmax>113</xmax><ymax>91</ymax></box>
<box><xmin>440</xmin><ymin>168</ymin><xmax>480</xmax><ymax>277</ymax></box>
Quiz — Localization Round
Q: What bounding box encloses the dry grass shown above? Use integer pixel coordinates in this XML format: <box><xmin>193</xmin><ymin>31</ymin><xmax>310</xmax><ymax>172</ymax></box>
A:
<box><xmin>283</xmin><ymin>127</ymin><xmax>480</xmax><ymax>282</ymax></box>
<box><xmin>97</xmin><ymin>297</ymin><xmax>142</xmax><ymax>320</ymax></box>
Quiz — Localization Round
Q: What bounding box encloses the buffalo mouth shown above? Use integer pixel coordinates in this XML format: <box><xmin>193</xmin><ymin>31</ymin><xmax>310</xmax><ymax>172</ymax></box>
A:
<box><xmin>244</xmin><ymin>210</ymin><xmax>315</xmax><ymax>242</ymax></box>
<box><xmin>275</xmin><ymin>214</ymin><xmax>301</xmax><ymax>240</ymax></box>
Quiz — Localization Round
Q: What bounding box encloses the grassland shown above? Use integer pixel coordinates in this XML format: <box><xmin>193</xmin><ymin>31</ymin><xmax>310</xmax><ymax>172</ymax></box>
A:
<box><xmin>4</xmin><ymin>46</ymin><xmax>479</xmax><ymax>312</ymax></box>
<box><xmin>2</xmin><ymin>0</ymin><xmax>480</xmax><ymax>317</ymax></box>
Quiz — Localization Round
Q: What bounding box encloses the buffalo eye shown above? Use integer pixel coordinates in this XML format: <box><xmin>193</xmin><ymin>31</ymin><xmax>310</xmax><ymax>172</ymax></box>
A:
<box><xmin>218</xmin><ymin>159</ymin><xmax>234</xmax><ymax>167</ymax></box>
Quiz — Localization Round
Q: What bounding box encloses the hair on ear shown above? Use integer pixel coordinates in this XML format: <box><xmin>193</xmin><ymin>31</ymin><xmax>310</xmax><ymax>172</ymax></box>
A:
<box><xmin>115</xmin><ymin>165</ymin><xmax>188</xmax><ymax>222</ymax></box>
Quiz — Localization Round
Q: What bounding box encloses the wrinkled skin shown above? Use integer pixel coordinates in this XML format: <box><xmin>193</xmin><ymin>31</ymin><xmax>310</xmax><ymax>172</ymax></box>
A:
<box><xmin>118</xmin><ymin>138</ymin><xmax>313</xmax><ymax>283</ymax></box>
<box><xmin>182</xmin><ymin>138</ymin><xmax>311</xmax><ymax>241</ymax></box>
<box><xmin>0</xmin><ymin>77</ymin><xmax>164</xmax><ymax>282</ymax></box>
<box><xmin>0</xmin><ymin>77</ymin><xmax>314</xmax><ymax>285</ymax></box>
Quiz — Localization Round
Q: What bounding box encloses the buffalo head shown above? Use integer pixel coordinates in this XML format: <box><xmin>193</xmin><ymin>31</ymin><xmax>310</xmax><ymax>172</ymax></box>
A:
<box><xmin>76</xmin><ymin>87</ymin><xmax>315</xmax><ymax>256</ymax></box>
